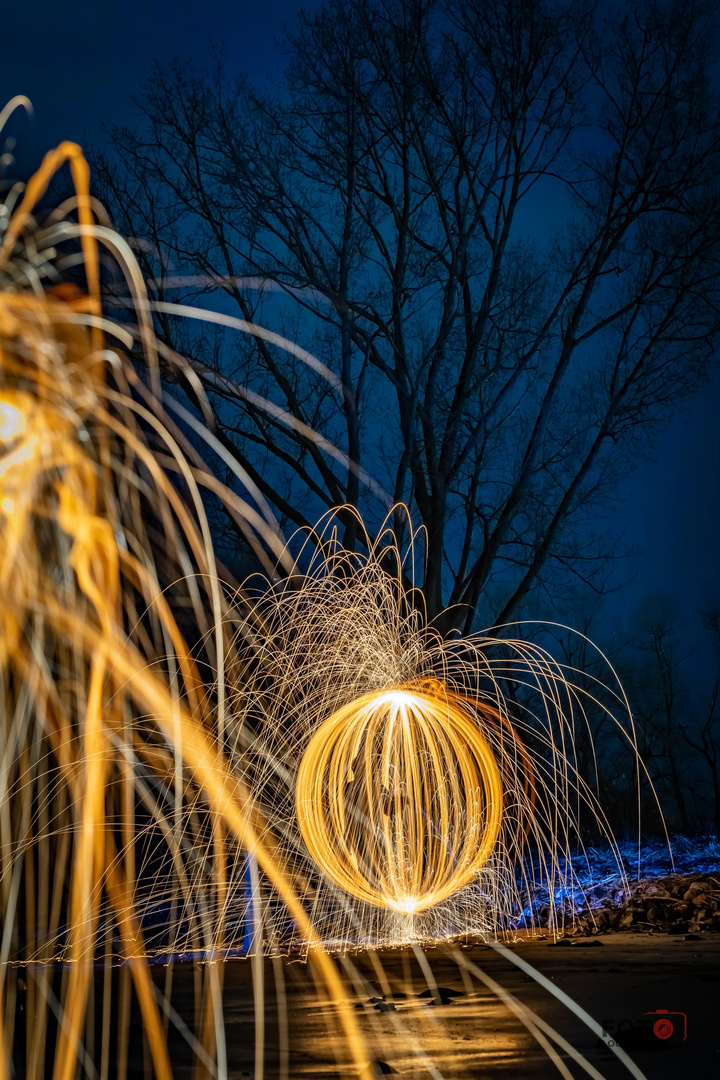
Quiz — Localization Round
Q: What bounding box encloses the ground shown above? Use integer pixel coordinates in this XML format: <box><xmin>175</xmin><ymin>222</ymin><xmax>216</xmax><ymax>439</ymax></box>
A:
<box><xmin>145</xmin><ymin>929</ymin><xmax>720</xmax><ymax>1078</ymax></box>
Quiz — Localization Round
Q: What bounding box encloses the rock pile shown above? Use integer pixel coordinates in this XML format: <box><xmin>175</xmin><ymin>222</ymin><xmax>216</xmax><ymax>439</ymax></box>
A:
<box><xmin>575</xmin><ymin>873</ymin><xmax>720</xmax><ymax>934</ymax></box>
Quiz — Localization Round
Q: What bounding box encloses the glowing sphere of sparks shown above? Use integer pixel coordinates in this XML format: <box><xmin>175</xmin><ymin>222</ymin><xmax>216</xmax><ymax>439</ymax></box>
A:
<box><xmin>295</xmin><ymin>682</ymin><xmax>504</xmax><ymax>913</ymax></box>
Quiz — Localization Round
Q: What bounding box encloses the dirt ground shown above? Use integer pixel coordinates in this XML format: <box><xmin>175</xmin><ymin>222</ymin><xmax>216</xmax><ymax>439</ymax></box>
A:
<box><xmin>146</xmin><ymin>930</ymin><xmax>720</xmax><ymax>1078</ymax></box>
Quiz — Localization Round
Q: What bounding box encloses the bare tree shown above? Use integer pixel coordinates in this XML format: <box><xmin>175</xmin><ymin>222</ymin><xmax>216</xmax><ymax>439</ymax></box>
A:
<box><xmin>627</xmin><ymin>611</ymin><xmax>697</xmax><ymax>831</ymax></box>
<box><xmin>94</xmin><ymin>0</ymin><xmax>720</xmax><ymax>628</ymax></box>
<box><xmin>681</xmin><ymin>609</ymin><xmax>720</xmax><ymax>832</ymax></box>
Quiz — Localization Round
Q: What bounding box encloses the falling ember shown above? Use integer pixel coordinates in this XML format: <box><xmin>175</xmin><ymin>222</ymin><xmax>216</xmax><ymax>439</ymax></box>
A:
<box><xmin>296</xmin><ymin>682</ymin><xmax>503</xmax><ymax>912</ymax></box>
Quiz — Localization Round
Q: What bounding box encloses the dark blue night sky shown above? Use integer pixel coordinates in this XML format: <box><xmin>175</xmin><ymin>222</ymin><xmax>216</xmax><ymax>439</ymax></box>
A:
<box><xmin>4</xmin><ymin>0</ymin><xmax>720</xmax><ymax>665</ymax></box>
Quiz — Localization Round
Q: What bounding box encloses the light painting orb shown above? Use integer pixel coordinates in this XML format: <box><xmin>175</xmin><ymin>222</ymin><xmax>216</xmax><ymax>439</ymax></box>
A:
<box><xmin>295</xmin><ymin>681</ymin><xmax>504</xmax><ymax>912</ymax></box>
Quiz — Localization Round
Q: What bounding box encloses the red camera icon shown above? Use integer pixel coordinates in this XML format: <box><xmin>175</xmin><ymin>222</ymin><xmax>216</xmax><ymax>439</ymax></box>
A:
<box><xmin>644</xmin><ymin>1009</ymin><xmax>687</xmax><ymax>1042</ymax></box>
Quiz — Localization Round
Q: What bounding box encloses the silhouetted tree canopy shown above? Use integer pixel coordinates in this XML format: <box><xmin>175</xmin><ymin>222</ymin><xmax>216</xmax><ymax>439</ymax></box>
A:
<box><xmin>94</xmin><ymin>0</ymin><xmax>720</xmax><ymax>630</ymax></box>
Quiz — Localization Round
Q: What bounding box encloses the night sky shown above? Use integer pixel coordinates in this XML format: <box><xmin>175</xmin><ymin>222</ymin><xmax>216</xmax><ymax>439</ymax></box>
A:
<box><xmin>4</xmin><ymin>0</ymin><xmax>720</xmax><ymax>668</ymax></box>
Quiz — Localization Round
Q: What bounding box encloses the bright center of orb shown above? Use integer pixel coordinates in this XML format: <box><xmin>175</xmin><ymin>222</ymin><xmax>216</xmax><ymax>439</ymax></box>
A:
<box><xmin>391</xmin><ymin>897</ymin><xmax>422</xmax><ymax>914</ymax></box>
<box><xmin>295</xmin><ymin>682</ymin><xmax>504</xmax><ymax>913</ymax></box>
